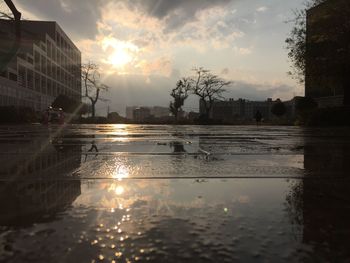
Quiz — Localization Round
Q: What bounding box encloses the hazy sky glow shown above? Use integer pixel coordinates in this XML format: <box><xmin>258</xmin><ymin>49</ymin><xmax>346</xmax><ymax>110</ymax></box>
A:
<box><xmin>15</xmin><ymin>0</ymin><xmax>306</xmax><ymax>115</ymax></box>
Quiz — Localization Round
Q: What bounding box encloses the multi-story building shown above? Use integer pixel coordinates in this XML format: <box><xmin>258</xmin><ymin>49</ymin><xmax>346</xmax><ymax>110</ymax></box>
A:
<box><xmin>133</xmin><ymin>107</ymin><xmax>151</xmax><ymax>122</ymax></box>
<box><xmin>125</xmin><ymin>106</ymin><xmax>137</xmax><ymax>120</ymax></box>
<box><xmin>305</xmin><ymin>0</ymin><xmax>350</xmax><ymax>107</ymax></box>
<box><xmin>0</xmin><ymin>19</ymin><xmax>81</xmax><ymax>111</ymax></box>
<box><xmin>126</xmin><ymin>106</ymin><xmax>170</xmax><ymax>120</ymax></box>
<box><xmin>201</xmin><ymin>98</ymin><xmax>275</xmax><ymax>121</ymax></box>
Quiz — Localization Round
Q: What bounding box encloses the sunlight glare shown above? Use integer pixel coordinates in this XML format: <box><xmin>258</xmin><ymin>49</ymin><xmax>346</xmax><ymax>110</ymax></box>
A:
<box><xmin>115</xmin><ymin>186</ymin><xmax>125</xmax><ymax>195</ymax></box>
<box><xmin>113</xmin><ymin>165</ymin><xmax>129</xmax><ymax>181</ymax></box>
<box><xmin>101</xmin><ymin>37</ymin><xmax>139</xmax><ymax>68</ymax></box>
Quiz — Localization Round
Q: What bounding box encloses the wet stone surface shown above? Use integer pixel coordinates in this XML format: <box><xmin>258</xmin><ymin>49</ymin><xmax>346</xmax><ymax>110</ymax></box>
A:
<box><xmin>0</xmin><ymin>124</ymin><xmax>350</xmax><ymax>262</ymax></box>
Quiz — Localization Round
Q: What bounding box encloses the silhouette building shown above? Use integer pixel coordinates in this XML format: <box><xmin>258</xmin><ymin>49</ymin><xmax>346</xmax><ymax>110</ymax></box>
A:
<box><xmin>0</xmin><ymin>19</ymin><xmax>81</xmax><ymax>111</ymax></box>
<box><xmin>200</xmin><ymin>97</ymin><xmax>298</xmax><ymax>122</ymax></box>
<box><xmin>305</xmin><ymin>0</ymin><xmax>350</xmax><ymax>106</ymax></box>
<box><xmin>133</xmin><ymin>107</ymin><xmax>151</xmax><ymax>122</ymax></box>
<box><xmin>126</xmin><ymin>106</ymin><xmax>170</xmax><ymax>120</ymax></box>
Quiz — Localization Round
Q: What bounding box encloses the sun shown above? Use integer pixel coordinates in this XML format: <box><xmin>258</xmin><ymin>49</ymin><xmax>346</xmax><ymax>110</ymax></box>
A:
<box><xmin>101</xmin><ymin>37</ymin><xmax>139</xmax><ymax>69</ymax></box>
<box><xmin>109</xmin><ymin>49</ymin><xmax>133</xmax><ymax>68</ymax></box>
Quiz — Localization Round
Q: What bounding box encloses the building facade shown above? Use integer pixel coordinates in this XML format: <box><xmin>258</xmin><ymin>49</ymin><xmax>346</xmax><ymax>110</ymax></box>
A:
<box><xmin>305</xmin><ymin>0</ymin><xmax>350</xmax><ymax>106</ymax></box>
<box><xmin>0</xmin><ymin>19</ymin><xmax>81</xmax><ymax>111</ymax></box>
<box><xmin>126</xmin><ymin>106</ymin><xmax>170</xmax><ymax>120</ymax></box>
<box><xmin>201</xmin><ymin>98</ymin><xmax>297</xmax><ymax>122</ymax></box>
<box><xmin>133</xmin><ymin>107</ymin><xmax>151</xmax><ymax>122</ymax></box>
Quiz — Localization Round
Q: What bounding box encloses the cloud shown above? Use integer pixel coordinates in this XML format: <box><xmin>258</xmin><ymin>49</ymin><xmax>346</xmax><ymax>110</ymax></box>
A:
<box><xmin>227</xmin><ymin>81</ymin><xmax>293</xmax><ymax>100</ymax></box>
<box><xmin>130</xmin><ymin>0</ymin><xmax>234</xmax><ymax>30</ymax></box>
<box><xmin>16</xmin><ymin>0</ymin><xmax>106</xmax><ymax>38</ymax></box>
<box><xmin>256</xmin><ymin>6</ymin><xmax>268</xmax><ymax>12</ymax></box>
<box><xmin>136</xmin><ymin>57</ymin><xmax>173</xmax><ymax>77</ymax></box>
<box><xmin>234</xmin><ymin>47</ymin><xmax>253</xmax><ymax>55</ymax></box>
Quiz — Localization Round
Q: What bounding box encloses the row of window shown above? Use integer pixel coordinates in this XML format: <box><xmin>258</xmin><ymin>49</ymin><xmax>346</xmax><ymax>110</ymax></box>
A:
<box><xmin>55</xmin><ymin>31</ymin><xmax>80</xmax><ymax>63</ymax></box>
<box><xmin>34</xmin><ymin>50</ymin><xmax>80</xmax><ymax>80</ymax></box>
<box><xmin>17</xmin><ymin>66</ymin><xmax>80</xmax><ymax>97</ymax></box>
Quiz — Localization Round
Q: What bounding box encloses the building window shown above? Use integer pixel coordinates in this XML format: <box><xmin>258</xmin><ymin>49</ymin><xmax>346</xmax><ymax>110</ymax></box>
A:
<box><xmin>0</xmin><ymin>70</ymin><xmax>7</xmax><ymax>78</ymax></box>
<box><xmin>35</xmin><ymin>73</ymin><xmax>40</xmax><ymax>92</ymax></box>
<box><xmin>18</xmin><ymin>66</ymin><xmax>26</xmax><ymax>87</ymax></box>
<box><xmin>41</xmin><ymin>77</ymin><xmax>46</xmax><ymax>94</ymax></box>
<box><xmin>27</xmin><ymin>56</ymin><xmax>34</xmax><ymax>64</ymax></box>
<box><xmin>8</xmin><ymin>72</ymin><xmax>17</xmax><ymax>82</ymax></box>
<box><xmin>34</xmin><ymin>52</ymin><xmax>40</xmax><ymax>71</ymax></box>
<box><xmin>48</xmin><ymin>79</ymin><xmax>52</xmax><ymax>96</ymax></box>
<box><xmin>27</xmin><ymin>70</ymin><xmax>34</xmax><ymax>89</ymax></box>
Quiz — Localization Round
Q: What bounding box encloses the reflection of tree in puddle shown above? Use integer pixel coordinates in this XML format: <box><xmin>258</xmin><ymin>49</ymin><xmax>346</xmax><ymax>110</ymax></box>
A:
<box><xmin>84</xmin><ymin>140</ymin><xmax>99</xmax><ymax>162</ymax></box>
<box><xmin>169</xmin><ymin>141</ymin><xmax>186</xmax><ymax>153</ymax></box>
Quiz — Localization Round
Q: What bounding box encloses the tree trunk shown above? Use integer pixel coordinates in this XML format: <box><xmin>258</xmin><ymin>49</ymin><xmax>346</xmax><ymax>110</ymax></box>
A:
<box><xmin>0</xmin><ymin>0</ymin><xmax>21</xmax><ymax>72</ymax></box>
<box><xmin>91</xmin><ymin>102</ymin><xmax>96</xmax><ymax>118</ymax></box>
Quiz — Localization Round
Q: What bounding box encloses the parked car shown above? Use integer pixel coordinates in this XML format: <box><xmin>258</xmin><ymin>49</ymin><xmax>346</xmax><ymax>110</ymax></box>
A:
<box><xmin>42</xmin><ymin>107</ymin><xmax>65</xmax><ymax>124</ymax></box>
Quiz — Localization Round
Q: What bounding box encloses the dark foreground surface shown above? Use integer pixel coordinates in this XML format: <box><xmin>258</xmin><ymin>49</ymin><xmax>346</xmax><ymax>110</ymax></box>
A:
<box><xmin>0</xmin><ymin>124</ymin><xmax>350</xmax><ymax>262</ymax></box>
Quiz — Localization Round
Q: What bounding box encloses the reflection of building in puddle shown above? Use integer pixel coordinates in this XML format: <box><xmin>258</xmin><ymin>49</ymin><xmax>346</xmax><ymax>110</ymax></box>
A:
<box><xmin>0</xmin><ymin>133</ymin><xmax>82</xmax><ymax>225</ymax></box>
<box><xmin>0</xmin><ymin>136</ymin><xmax>82</xmax><ymax>179</ymax></box>
<box><xmin>286</xmin><ymin>134</ymin><xmax>350</xmax><ymax>258</ymax></box>
<box><xmin>0</xmin><ymin>179</ymin><xmax>81</xmax><ymax>226</ymax></box>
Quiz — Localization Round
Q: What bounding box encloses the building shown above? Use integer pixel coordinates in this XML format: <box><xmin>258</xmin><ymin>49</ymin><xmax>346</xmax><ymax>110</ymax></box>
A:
<box><xmin>126</xmin><ymin>106</ymin><xmax>170</xmax><ymax>120</ymax></box>
<box><xmin>125</xmin><ymin>106</ymin><xmax>137</xmax><ymax>119</ymax></box>
<box><xmin>0</xmin><ymin>19</ymin><xmax>81</xmax><ymax>111</ymax></box>
<box><xmin>207</xmin><ymin>98</ymin><xmax>246</xmax><ymax>122</ymax></box>
<box><xmin>150</xmin><ymin>106</ymin><xmax>170</xmax><ymax>118</ymax></box>
<box><xmin>202</xmin><ymin>98</ymin><xmax>276</xmax><ymax>122</ymax></box>
<box><xmin>133</xmin><ymin>107</ymin><xmax>151</xmax><ymax>122</ymax></box>
<box><xmin>305</xmin><ymin>0</ymin><xmax>350</xmax><ymax>107</ymax></box>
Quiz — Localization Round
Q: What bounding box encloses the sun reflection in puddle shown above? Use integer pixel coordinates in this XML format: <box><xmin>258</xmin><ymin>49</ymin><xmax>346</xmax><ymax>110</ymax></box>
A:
<box><xmin>113</xmin><ymin>165</ymin><xmax>129</xmax><ymax>181</ymax></box>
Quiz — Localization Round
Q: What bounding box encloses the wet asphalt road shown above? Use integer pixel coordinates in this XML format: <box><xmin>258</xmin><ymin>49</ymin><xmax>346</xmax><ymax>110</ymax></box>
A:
<box><xmin>0</xmin><ymin>124</ymin><xmax>350</xmax><ymax>262</ymax></box>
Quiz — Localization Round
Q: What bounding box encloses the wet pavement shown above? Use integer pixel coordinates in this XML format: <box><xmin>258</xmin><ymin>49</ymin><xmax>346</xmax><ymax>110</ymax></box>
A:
<box><xmin>0</xmin><ymin>124</ymin><xmax>350</xmax><ymax>262</ymax></box>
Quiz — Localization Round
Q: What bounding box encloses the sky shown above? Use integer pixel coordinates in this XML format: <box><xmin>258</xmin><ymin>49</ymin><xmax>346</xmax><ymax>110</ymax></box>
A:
<box><xmin>13</xmin><ymin>0</ymin><xmax>306</xmax><ymax>116</ymax></box>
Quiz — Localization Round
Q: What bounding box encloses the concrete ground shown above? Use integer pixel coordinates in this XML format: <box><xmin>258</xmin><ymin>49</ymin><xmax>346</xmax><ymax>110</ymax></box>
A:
<box><xmin>0</xmin><ymin>124</ymin><xmax>349</xmax><ymax>262</ymax></box>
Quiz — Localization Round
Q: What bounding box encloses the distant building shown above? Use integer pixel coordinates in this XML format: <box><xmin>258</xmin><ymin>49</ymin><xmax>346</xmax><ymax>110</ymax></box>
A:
<box><xmin>305</xmin><ymin>0</ymin><xmax>350</xmax><ymax>106</ymax></box>
<box><xmin>133</xmin><ymin>107</ymin><xmax>151</xmax><ymax>122</ymax></box>
<box><xmin>125</xmin><ymin>106</ymin><xmax>137</xmax><ymax>119</ymax></box>
<box><xmin>201</xmin><ymin>98</ymin><xmax>275</xmax><ymax>121</ymax></box>
<box><xmin>126</xmin><ymin>106</ymin><xmax>169</xmax><ymax>120</ymax></box>
<box><xmin>150</xmin><ymin>106</ymin><xmax>170</xmax><ymax>118</ymax></box>
<box><xmin>188</xmin><ymin>111</ymin><xmax>200</xmax><ymax>120</ymax></box>
<box><xmin>0</xmin><ymin>19</ymin><xmax>81</xmax><ymax>111</ymax></box>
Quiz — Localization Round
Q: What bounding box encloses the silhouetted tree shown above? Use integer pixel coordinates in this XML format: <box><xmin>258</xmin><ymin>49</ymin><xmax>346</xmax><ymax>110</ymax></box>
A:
<box><xmin>81</xmin><ymin>62</ymin><xmax>109</xmax><ymax>118</ymax></box>
<box><xmin>271</xmin><ymin>100</ymin><xmax>287</xmax><ymax>117</ymax></box>
<box><xmin>169</xmin><ymin>78</ymin><xmax>190</xmax><ymax>120</ymax></box>
<box><xmin>191</xmin><ymin>68</ymin><xmax>231</xmax><ymax>120</ymax></box>
<box><xmin>107</xmin><ymin>112</ymin><xmax>125</xmax><ymax>123</ymax></box>
<box><xmin>285</xmin><ymin>0</ymin><xmax>327</xmax><ymax>84</ymax></box>
<box><xmin>0</xmin><ymin>0</ymin><xmax>21</xmax><ymax>72</ymax></box>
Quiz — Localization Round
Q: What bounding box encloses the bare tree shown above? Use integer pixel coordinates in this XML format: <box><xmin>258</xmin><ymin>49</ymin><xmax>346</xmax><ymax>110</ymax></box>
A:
<box><xmin>191</xmin><ymin>67</ymin><xmax>231</xmax><ymax>119</ymax></box>
<box><xmin>169</xmin><ymin>78</ymin><xmax>190</xmax><ymax>120</ymax></box>
<box><xmin>0</xmin><ymin>0</ymin><xmax>21</xmax><ymax>72</ymax></box>
<box><xmin>81</xmin><ymin>61</ymin><xmax>109</xmax><ymax>118</ymax></box>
